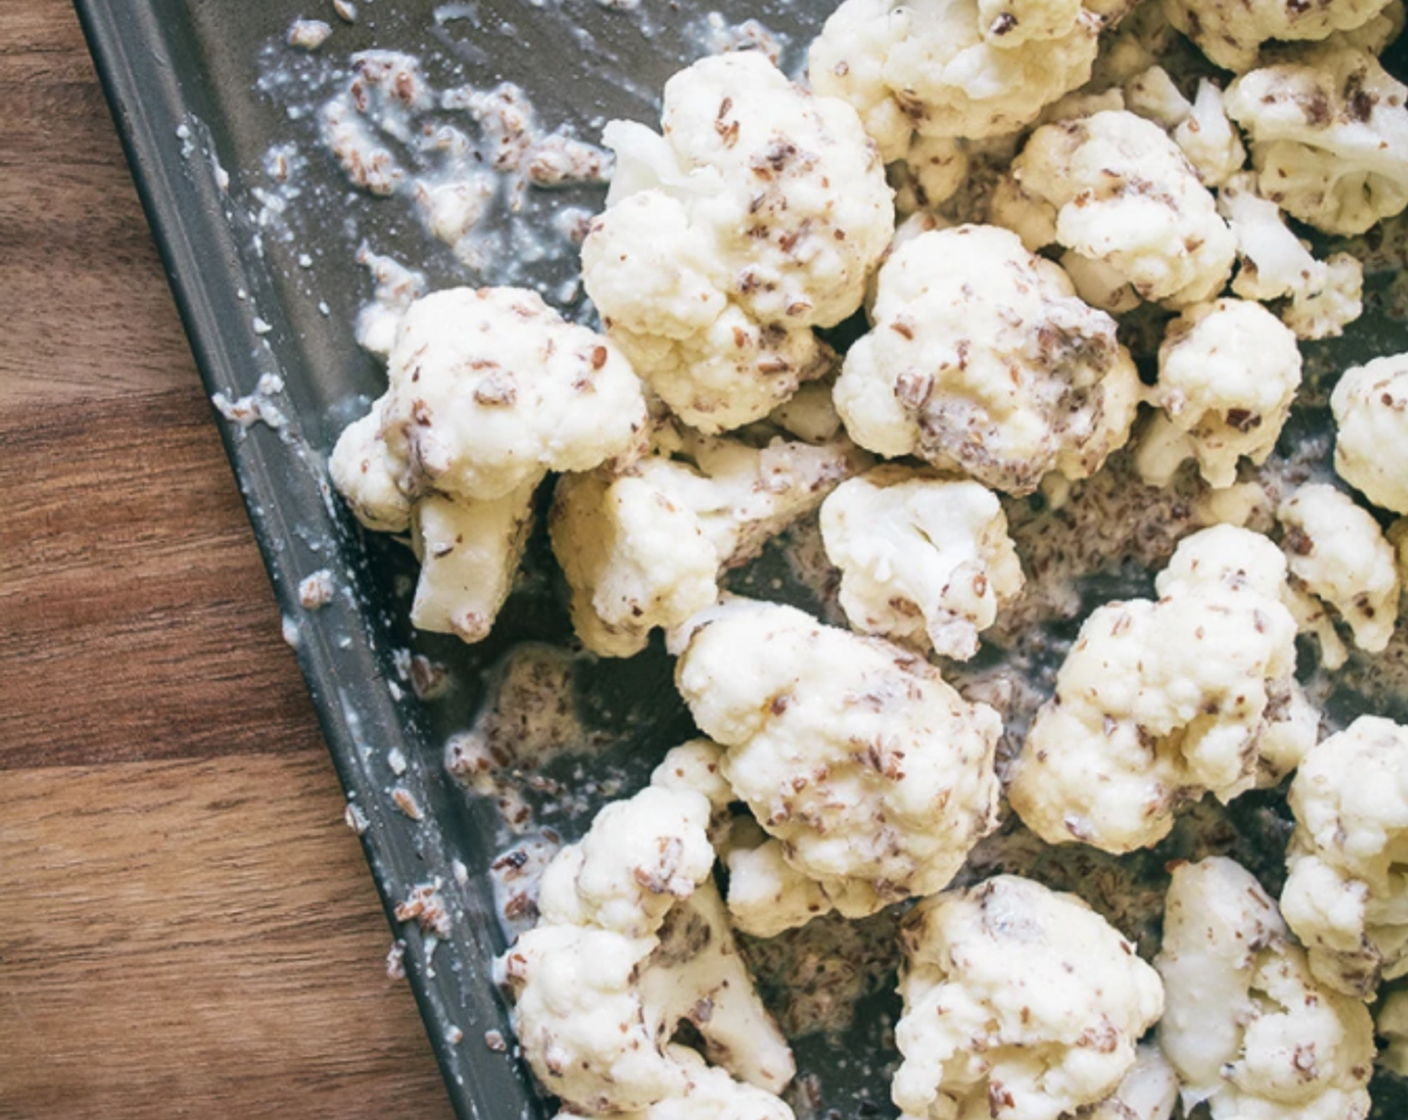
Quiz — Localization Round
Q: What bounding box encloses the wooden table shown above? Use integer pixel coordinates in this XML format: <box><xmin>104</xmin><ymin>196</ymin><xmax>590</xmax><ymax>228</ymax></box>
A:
<box><xmin>0</xmin><ymin>5</ymin><xmax>455</xmax><ymax>1116</ymax></box>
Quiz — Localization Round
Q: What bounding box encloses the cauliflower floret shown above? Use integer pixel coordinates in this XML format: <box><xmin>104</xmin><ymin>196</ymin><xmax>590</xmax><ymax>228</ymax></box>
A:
<box><xmin>550</xmin><ymin>429</ymin><xmax>867</xmax><ymax>657</ymax></box>
<box><xmin>992</xmin><ymin>110</ymin><xmax>1237</xmax><ymax>307</ymax></box>
<box><xmin>536</xmin><ymin>785</ymin><xmax>717</xmax><ymax>938</ymax></box>
<box><xmin>1281</xmin><ymin>716</ymin><xmax>1408</xmax><ymax>998</ymax></box>
<box><xmin>650</xmin><ymin>739</ymin><xmax>733</xmax><ymax>823</ymax></box>
<box><xmin>408</xmin><ymin>486</ymin><xmax>535</xmax><ymax>642</ymax></box>
<box><xmin>502</xmin><ymin>923</ymin><xmax>688</xmax><ymax>1111</ymax></box>
<box><xmin>635</xmin><ymin>880</ymin><xmax>795</xmax><ymax>1096</ymax></box>
<box><xmin>580</xmin><ymin>51</ymin><xmax>892</xmax><ymax>433</ymax></box>
<box><xmin>369</xmin><ymin>287</ymin><xmax>647</xmax><ymax>502</ymax></box>
<box><xmin>327</xmin><ymin>408</ymin><xmax>413</xmax><ymax>533</ymax></box>
<box><xmin>819</xmin><ymin>465</ymin><xmax>1025</xmax><ymax>659</ymax></box>
<box><xmin>1155</xmin><ymin>857</ymin><xmax>1375</xmax><ymax>1120</ymax></box>
<box><xmin>1218</xmin><ymin>172</ymin><xmax>1364</xmax><ymax>341</ymax></box>
<box><xmin>1124</xmin><ymin>68</ymin><xmax>1246</xmax><ymax>187</ymax></box>
<box><xmin>1007</xmin><ymin>525</ymin><xmax>1314</xmax><ymax>854</ymax></box>
<box><xmin>1136</xmin><ymin>298</ymin><xmax>1303</xmax><ymax>491</ymax></box>
<box><xmin>722</xmin><ymin>834</ymin><xmax>836</xmax><ymax>938</ymax></box>
<box><xmin>833</xmin><ymin>224</ymin><xmax>1141</xmax><ymax>497</ymax></box>
<box><xmin>1332</xmin><ymin>352</ymin><xmax>1408</xmax><ymax>514</ymax></box>
<box><xmin>674</xmin><ymin>599</ymin><xmax>1003</xmax><ymax>922</ymax></box>
<box><xmin>1278</xmin><ymin>483</ymin><xmax>1400</xmax><ymax>657</ymax></box>
<box><xmin>1225</xmin><ymin>47</ymin><xmax>1408</xmax><ymax>236</ymax></box>
<box><xmin>498</xmin><ymin>782</ymin><xmax>794</xmax><ymax>1114</ymax></box>
<box><xmin>892</xmin><ymin>875</ymin><xmax>1164</xmax><ymax>1120</ymax></box>
<box><xmin>889</xmin><ymin>134</ymin><xmax>971</xmax><ymax>215</ymax></box>
<box><xmin>325</xmin><ymin>287</ymin><xmax>649</xmax><ymax>645</ymax></box>
<box><xmin>561</xmin><ymin>1046</ymin><xmax>795</xmax><ymax>1120</ymax></box>
<box><xmin>1085</xmin><ymin>1044</ymin><xmax>1179</xmax><ymax>1120</ymax></box>
<box><xmin>807</xmin><ymin>0</ymin><xmax>1104</xmax><ymax>159</ymax></box>
<box><xmin>1162</xmin><ymin>0</ymin><xmax>1392</xmax><ymax>72</ymax></box>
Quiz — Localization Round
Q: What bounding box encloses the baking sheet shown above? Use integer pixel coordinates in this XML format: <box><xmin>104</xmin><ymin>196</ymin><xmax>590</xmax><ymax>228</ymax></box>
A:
<box><xmin>74</xmin><ymin>1</ymin><xmax>1408</xmax><ymax>1117</ymax></box>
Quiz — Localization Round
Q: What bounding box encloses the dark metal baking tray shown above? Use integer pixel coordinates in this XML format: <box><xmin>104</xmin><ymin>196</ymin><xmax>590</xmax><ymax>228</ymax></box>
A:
<box><xmin>72</xmin><ymin>1</ymin><xmax>1408</xmax><ymax>1116</ymax></box>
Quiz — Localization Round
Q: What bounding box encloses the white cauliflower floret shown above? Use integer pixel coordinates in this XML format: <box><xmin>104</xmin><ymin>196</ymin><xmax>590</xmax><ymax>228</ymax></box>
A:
<box><xmin>993</xmin><ymin>110</ymin><xmax>1237</xmax><ymax>307</ymax></box>
<box><xmin>650</xmin><ymin>739</ymin><xmax>733</xmax><ymax>821</ymax></box>
<box><xmin>1136</xmin><ymin>298</ymin><xmax>1303</xmax><ymax>491</ymax></box>
<box><xmin>1162</xmin><ymin>0</ymin><xmax>1392</xmax><ymax>73</ymax></box>
<box><xmin>536</xmin><ymin>785</ymin><xmax>717</xmax><ymax>939</ymax></box>
<box><xmin>767</xmin><ymin>380</ymin><xmax>847</xmax><ymax>444</ymax></box>
<box><xmin>892</xmin><ymin>875</ymin><xmax>1164</xmax><ymax>1120</ymax></box>
<box><xmin>833</xmin><ymin>224</ymin><xmax>1141</xmax><ymax>497</ymax></box>
<box><xmin>723</xmin><ymin>835</ymin><xmax>836</xmax><ymax>938</ymax></box>
<box><xmin>559</xmin><ymin>1046</ymin><xmax>795</xmax><ymax>1120</ymax></box>
<box><xmin>807</xmin><ymin>0</ymin><xmax>1104</xmax><ymax>159</ymax></box>
<box><xmin>498</xmin><ymin>782</ymin><xmax>794</xmax><ymax>1114</ymax></box>
<box><xmin>327</xmin><ymin>408</ymin><xmax>413</xmax><ymax>533</ymax></box>
<box><xmin>1085</xmin><ymin>1044</ymin><xmax>1179</xmax><ymax>1120</ymax></box>
<box><xmin>635</xmin><ymin>882</ymin><xmax>795</xmax><ymax>1096</ymax></box>
<box><xmin>1007</xmin><ymin>525</ymin><xmax>1314</xmax><ymax>854</ymax></box>
<box><xmin>325</xmin><ymin>287</ymin><xmax>649</xmax><ymax>645</ymax></box>
<box><xmin>1278</xmin><ymin>483</ymin><xmax>1400</xmax><ymax>658</ymax></box>
<box><xmin>1218</xmin><ymin>172</ymin><xmax>1364</xmax><ymax>341</ymax></box>
<box><xmin>503</xmin><ymin>923</ymin><xmax>688</xmax><ymax>1112</ymax></box>
<box><xmin>550</xmin><ymin>429</ymin><xmax>866</xmax><ymax>657</ymax></box>
<box><xmin>819</xmin><ymin>465</ymin><xmax>1025</xmax><ymax>659</ymax></box>
<box><xmin>1155</xmin><ymin>857</ymin><xmax>1374</xmax><ymax>1120</ymax></box>
<box><xmin>889</xmin><ymin>135</ymin><xmax>971</xmax><ymax>215</ymax></box>
<box><xmin>1225</xmin><ymin>47</ymin><xmax>1408</xmax><ymax>236</ymax></box>
<box><xmin>674</xmin><ymin>599</ymin><xmax>1003</xmax><ymax>922</ymax></box>
<box><xmin>1332</xmin><ymin>352</ymin><xmax>1408</xmax><ymax>514</ymax></box>
<box><xmin>373</xmin><ymin>287</ymin><xmax>646</xmax><ymax>502</ymax></box>
<box><xmin>408</xmin><ymin>486</ymin><xmax>535</xmax><ymax>642</ymax></box>
<box><xmin>1059</xmin><ymin>250</ymin><xmax>1144</xmax><ymax>313</ymax></box>
<box><xmin>1281</xmin><ymin>716</ymin><xmax>1408</xmax><ymax>998</ymax></box>
<box><xmin>560</xmin><ymin>1046</ymin><xmax>794</xmax><ymax>1120</ymax></box>
<box><xmin>581</xmin><ymin>51</ymin><xmax>892</xmax><ymax>433</ymax></box>
<box><xmin>1124</xmin><ymin>68</ymin><xmax>1246</xmax><ymax>187</ymax></box>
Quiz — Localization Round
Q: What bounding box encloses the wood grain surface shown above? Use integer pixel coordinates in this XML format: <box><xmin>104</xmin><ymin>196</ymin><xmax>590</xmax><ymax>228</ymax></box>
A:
<box><xmin>0</xmin><ymin>4</ymin><xmax>454</xmax><ymax>1116</ymax></box>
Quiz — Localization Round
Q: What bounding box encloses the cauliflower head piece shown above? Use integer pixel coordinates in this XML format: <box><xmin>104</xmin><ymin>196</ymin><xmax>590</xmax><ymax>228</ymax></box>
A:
<box><xmin>1008</xmin><ymin>525</ymin><xmax>1314</xmax><ymax>854</ymax></box>
<box><xmin>892</xmin><ymin>875</ymin><xmax>1164</xmax><ymax>1120</ymax></box>
<box><xmin>375</xmin><ymin>286</ymin><xmax>647</xmax><ymax>502</ymax></box>
<box><xmin>834</xmin><ymin>224</ymin><xmax>1141</xmax><ymax>497</ymax></box>
<box><xmin>1161</xmin><ymin>0</ymin><xmax>1392</xmax><ymax>73</ymax></box>
<box><xmin>581</xmin><ymin>50</ymin><xmax>892</xmax><ymax>434</ymax></box>
<box><xmin>1136</xmin><ymin>298</ymin><xmax>1303</xmax><ymax>491</ymax></box>
<box><xmin>497</xmin><ymin>781</ymin><xmax>794</xmax><ymax>1115</ymax></box>
<box><xmin>550</xmin><ymin>426</ymin><xmax>867</xmax><ymax>658</ymax></box>
<box><xmin>1084</xmin><ymin>1044</ymin><xmax>1179</xmax><ymax>1120</ymax></box>
<box><xmin>407</xmin><ymin>486</ymin><xmax>536</xmax><ymax>643</ymax></box>
<box><xmin>1123</xmin><ymin>67</ymin><xmax>1246</xmax><ymax>188</ymax></box>
<box><xmin>1332</xmin><ymin>351</ymin><xmax>1408</xmax><ymax>515</ymax></box>
<box><xmin>1278</xmin><ymin>483</ymin><xmax>1400</xmax><ymax>658</ymax></box>
<box><xmin>819</xmin><ymin>465</ymin><xmax>1025</xmax><ymax>659</ymax></box>
<box><xmin>674</xmin><ymin>599</ymin><xmax>1003</xmax><ymax>922</ymax></box>
<box><xmin>807</xmin><ymin>0</ymin><xmax>1104</xmax><ymax>160</ymax></box>
<box><xmin>1155</xmin><ymin>857</ymin><xmax>1375</xmax><ymax>1120</ymax></box>
<box><xmin>1225</xmin><ymin>47</ymin><xmax>1408</xmax><ymax>236</ymax></box>
<box><xmin>1281</xmin><ymin>716</ymin><xmax>1408</xmax><ymax>998</ymax></box>
<box><xmin>558</xmin><ymin>1046</ymin><xmax>795</xmax><ymax>1120</ymax></box>
<box><xmin>992</xmin><ymin>110</ymin><xmax>1237</xmax><ymax>307</ymax></box>
<box><xmin>327</xmin><ymin>286</ymin><xmax>649</xmax><ymax>644</ymax></box>
<box><xmin>1218</xmin><ymin>172</ymin><xmax>1364</xmax><ymax>341</ymax></box>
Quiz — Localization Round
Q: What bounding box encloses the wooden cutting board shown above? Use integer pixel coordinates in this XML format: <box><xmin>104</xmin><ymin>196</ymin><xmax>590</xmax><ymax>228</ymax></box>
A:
<box><xmin>0</xmin><ymin>5</ymin><xmax>455</xmax><ymax>1116</ymax></box>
